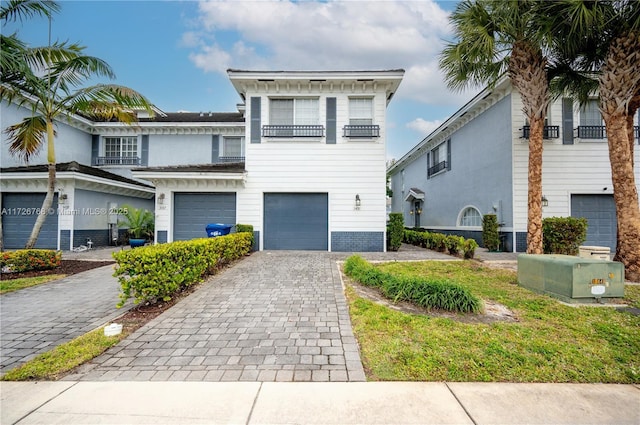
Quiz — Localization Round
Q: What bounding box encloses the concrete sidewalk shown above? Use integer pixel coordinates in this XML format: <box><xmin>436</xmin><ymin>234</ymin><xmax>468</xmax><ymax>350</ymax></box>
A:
<box><xmin>2</xmin><ymin>381</ymin><xmax>638</xmax><ymax>424</ymax></box>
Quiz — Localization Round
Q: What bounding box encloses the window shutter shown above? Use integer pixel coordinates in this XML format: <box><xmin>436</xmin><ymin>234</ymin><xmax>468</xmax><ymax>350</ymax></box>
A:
<box><xmin>141</xmin><ymin>135</ymin><xmax>149</xmax><ymax>166</ymax></box>
<box><xmin>426</xmin><ymin>152</ymin><xmax>431</xmax><ymax>179</ymax></box>
<box><xmin>211</xmin><ymin>135</ymin><xmax>220</xmax><ymax>163</ymax></box>
<box><xmin>446</xmin><ymin>139</ymin><xmax>452</xmax><ymax>171</ymax></box>
<box><xmin>562</xmin><ymin>98</ymin><xmax>574</xmax><ymax>144</ymax></box>
<box><xmin>326</xmin><ymin>97</ymin><xmax>337</xmax><ymax>144</ymax></box>
<box><xmin>250</xmin><ymin>97</ymin><xmax>261</xmax><ymax>144</ymax></box>
<box><xmin>91</xmin><ymin>135</ymin><xmax>99</xmax><ymax>165</ymax></box>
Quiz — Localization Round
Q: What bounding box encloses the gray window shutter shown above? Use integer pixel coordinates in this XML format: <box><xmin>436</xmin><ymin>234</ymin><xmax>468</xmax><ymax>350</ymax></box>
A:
<box><xmin>212</xmin><ymin>135</ymin><xmax>220</xmax><ymax>163</ymax></box>
<box><xmin>446</xmin><ymin>139</ymin><xmax>452</xmax><ymax>171</ymax></box>
<box><xmin>562</xmin><ymin>98</ymin><xmax>574</xmax><ymax>145</ymax></box>
<box><xmin>91</xmin><ymin>135</ymin><xmax>99</xmax><ymax>165</ymax></box>
<box><xmin>426</xmin><ymin>152</ymin><xmax>431</xmax><ymax>179</ymax></box>
<box><xmin>141</xmin><ymin>135</ymin><xmax>149</xmax><ymax>166</ymax></box>
<box><xmin>250</xmin><ymin>97</ymin><xmax>261</xmax><ymax>144</ymax></box>
<box><xmin>326</xmin><ymin>97</ymin><xmax>337</xmax><ymax>144</ymax></box>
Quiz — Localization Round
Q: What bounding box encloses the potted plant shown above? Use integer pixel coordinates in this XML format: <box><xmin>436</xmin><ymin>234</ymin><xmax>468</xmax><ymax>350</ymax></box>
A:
<box><xmin>118</xmin><ymin>205</ymin><xmax>154</xmax><ymax>248</ymax></box>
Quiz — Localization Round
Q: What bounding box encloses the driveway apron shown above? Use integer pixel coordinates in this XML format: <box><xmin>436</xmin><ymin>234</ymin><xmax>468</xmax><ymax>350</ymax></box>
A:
<box><xmin>1</xmin><ymin>265</ymin><xmax>127</xmax><ymax>374</ymax></box>
<box><xmin>72</xmin><ymin>251</ymin><xmax>366</xmax><ymax>382</ymax></box>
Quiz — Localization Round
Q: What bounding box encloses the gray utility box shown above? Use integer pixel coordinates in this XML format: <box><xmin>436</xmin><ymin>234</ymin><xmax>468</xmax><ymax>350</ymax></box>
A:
<box><xmin>517</xmin><ymin>254</ymin><xmax>624</xmax><ymax>303</ymax></box>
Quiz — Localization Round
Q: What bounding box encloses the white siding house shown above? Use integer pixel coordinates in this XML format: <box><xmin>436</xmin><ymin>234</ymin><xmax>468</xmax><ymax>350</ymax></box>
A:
<box><xmin>388</xmin><ymin>77</ymin><xmax>640</xmax><ymax>252</ymax></box>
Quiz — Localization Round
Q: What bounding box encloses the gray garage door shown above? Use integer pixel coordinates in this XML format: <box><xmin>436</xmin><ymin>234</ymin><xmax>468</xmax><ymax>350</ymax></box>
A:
<box><xmin>571</xmin><ymin>194</ymin><xmax>616</xmax><ymax>251</ymax></box>
<box><xmin>2</xmin><ymin>193</ymin><xmax>58</xmax><ymax>249</ymax></box>
<box><xmin>264</xmin><ymin>193</ymin><xmax>328</xmax><ymax>250</ymax></box>
<box><xmin>173</xmin><ymin>193</ymin><xmax>236</xmax><ymax>241</ymax></box>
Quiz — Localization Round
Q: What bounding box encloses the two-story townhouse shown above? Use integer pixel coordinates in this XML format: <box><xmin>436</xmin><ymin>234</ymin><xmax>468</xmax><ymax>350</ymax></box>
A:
<box><xmin>2</xmin><ymin>69</ymin><xmax>404</xmax><ymax>252</ymax></box>
<box><xmin>135</xmin><ymin>69</ymin><xmax>405</xmax><ymax>251</ymax></box>
<box><xmin>1</xmin><ymin>98</ymin><xmax>245</xmax><ymax>250</ymax></box>
<box><xmin>388</xmin><ymin>76</ymin><xmax>640</xmax><ymax>253</ymax></box>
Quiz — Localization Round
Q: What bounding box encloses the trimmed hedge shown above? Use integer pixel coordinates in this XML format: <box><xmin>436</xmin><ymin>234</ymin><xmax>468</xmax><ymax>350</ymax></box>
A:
<box><xmin>1</xmin><ymin>249</ymin><xmax>61</xmax><ymax>273</ymax></box>
<box><xmin>236</xmin><ymin>223</ymin><xmax>255</xmax><ymax>246</ymax></box>
<box><xmin>403</xmin><ymin>229</ymin><xmax>478</xmax><ymax>259</ymax></box>
<box><xmin>387</xmin><ymin>213</ymin><xmax>404</xmax><ymax>251</ymax></box>
<box><xmin>113</xmin><ymin>232</ymin><xmax>252</xmax><ymax>307</ymax></box>
<box><xmin>344</xmin><ymin>255</ymin><xmax>481</xmax><ymax>313</ymax></box>
<box><xmin>543</xmin><ymin>217</ymin><xmax>588</xmax><ymax>255</ymax></box>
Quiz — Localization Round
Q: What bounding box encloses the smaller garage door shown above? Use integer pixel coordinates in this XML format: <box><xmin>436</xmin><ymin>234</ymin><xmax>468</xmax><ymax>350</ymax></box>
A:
<box><xmin>2</xmin><ymin>193</ymin><xmax>59</xmax><ymax>249</ymax></box>
<box><xmin>571</xmin><ymin>194</ymin><xmax>616</xmax><ymax>251</ymax></box>
<box><xmin>173</xmin><ymin>193</ymin><xmax>236</xmax><ymax>241</ymax></box>
<box><xmin>264</xmin><ymin>193</ymin><xmax>328</xmax><ymax>250</ymax></box>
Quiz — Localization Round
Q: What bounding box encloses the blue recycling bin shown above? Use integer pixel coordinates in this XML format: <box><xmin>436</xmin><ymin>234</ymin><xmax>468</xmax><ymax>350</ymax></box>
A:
<box><xmin>206</xmin><ymin>223</ymin><xmax>233</xmax><ymax>237</ymax></box>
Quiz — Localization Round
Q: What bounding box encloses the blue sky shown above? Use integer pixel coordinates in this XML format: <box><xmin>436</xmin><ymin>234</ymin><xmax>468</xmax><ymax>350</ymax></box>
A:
<box><xmin>5</xmin><ymin>0</ymin><xmax>477</xmax><ymax>160</ymax></box>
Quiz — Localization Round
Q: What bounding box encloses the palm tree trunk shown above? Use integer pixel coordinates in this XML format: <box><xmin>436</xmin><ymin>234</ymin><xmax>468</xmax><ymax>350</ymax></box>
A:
<box><xmin>526</xmin><ymin>117</ymin><xmax>545</xmax><ymax>254</ymax></box>
<box><xmin>606</xmin><ymin>114</ymin><xmax>640</xmax><ymax>282</ymax></box>
<box><xmin>24</xmin><ymin>119</ymin><xmax>56</xmax><ymax>249</ymax></box>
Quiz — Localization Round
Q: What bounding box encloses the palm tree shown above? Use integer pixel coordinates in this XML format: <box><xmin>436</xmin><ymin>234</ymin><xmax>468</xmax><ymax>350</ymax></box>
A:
<box><xmin>545</xmin><ymin>0</ymin><xmax>640</xmax><ymax>281</ymax></box>
<box><xmin>1</xmin><ymin>3</ymin><xmax>153</xmax><ymax>249</ymax></box>
<box><xmin>440</xmin><ymin>0</ymin><xmax>551</xmax><ymax>254</ymax></box>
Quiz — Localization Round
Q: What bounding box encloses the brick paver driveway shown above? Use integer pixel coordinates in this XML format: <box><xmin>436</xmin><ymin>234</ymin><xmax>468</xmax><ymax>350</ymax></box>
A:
<box><xmin>71</xmin><ymin>251</ymin><xmax>368</xmax><ymax>382</ymax></box>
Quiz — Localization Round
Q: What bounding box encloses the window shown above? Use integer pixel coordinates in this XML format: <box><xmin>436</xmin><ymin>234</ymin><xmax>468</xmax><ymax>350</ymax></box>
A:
<box><xmin>264</xmin><ymin>98</ymin><xmax>322</xmax><ymax>137</ymax></box>
<box><xmin>99</xmin><ymin>136</ymin><xmax>139</xmax><ymax>165</ymax></box>
<box><xmin>459</xmin><ymin>206</ymin><xmax>482</xmax><ymax>227</ymax></box>
<box><xmin>344</xmin><ymin>98</ymin><xmax>379</xmax><ymax>138</ymax></box>
<box><xmin>220</xmin><ymin>136</ymin><xmax>244</xmax><ymax>162</ymax></box>
<box><xmin>349</xmin><ymin>98</ymin><xmax>373</xmax><ymax>125</ymax></box>
<box><xmin>578</xmin><ymin>99</ymin><xmax>605</xmax><ymax>138</ymax></box>
<box><xmin>428</xmin><ymin>141</ymin><xmax>448</xmax><ymax>177</ymax></box>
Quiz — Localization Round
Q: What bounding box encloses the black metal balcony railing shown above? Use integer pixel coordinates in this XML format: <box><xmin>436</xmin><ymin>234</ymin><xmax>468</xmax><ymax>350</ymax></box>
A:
<box><xmin>577</xmin><ymin>125</ymin><xmax>606</xmax><ymax>139</ymax></box>
<box><xmin>427</xmin><ymin>160</ymin><xmax>447</xmax><ymax>177</ymax></box>
<box><xmin>217</xmin><ymin>156</ymin><xmax>245</xmax><ymax>163</ymax></box>
<box><xmin>262</xmin><ymin>125</ymin><xmax>324</xmax><ymax>138</ymax></box>
<box><xmin>343</xmin><ymin>124</ymin><xmax>380</xmax><ymax>138</ymax></box>
<box><xmin>94</xmin><ymin>156</ymin><xmax>141</xmax><ymax>166</ymax></box>
<box><xmin>522</xmin><ymin>125</ymin><xmax>560</xmax><ymax>139</ymax></box>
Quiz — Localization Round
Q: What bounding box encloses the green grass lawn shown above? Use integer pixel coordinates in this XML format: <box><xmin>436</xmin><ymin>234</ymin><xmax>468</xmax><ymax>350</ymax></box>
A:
<box><xmin>1</xmin><ymin>327</ymin><xmax>128</xmax><ymax>381</ymax></box>
<box><xmin>346</xmin><ymin>260</ymin><xmax>640</xmax><ymax>383</ymax></box>
<box><xmin>0</xmin><ymin>275</ymin><xmax>66</xmax><ymax>294</ymax></box>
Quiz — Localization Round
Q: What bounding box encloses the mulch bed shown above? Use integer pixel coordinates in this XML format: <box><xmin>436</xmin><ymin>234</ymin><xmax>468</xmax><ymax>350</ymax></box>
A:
<box><xmin>0</xmin><ymin>260</ymin><xmax>115</xmax><ymax>280</ymax></box>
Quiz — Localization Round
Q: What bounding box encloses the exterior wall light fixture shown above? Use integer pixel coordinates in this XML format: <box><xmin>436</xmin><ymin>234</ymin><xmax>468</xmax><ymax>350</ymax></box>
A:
<box><xmin>158</xmin><ymin>193</ymin><xmax>165</xmax><ymax>205</ymax></box>
<box><xmin>355</xmin><ymin>194</ymin><xmax>361</xmax><ymax>210</ymax></box>
<box><xmin>542</xmin><ymin>195</ymin><xmax>548</xmax><ymax>207</ymax></box>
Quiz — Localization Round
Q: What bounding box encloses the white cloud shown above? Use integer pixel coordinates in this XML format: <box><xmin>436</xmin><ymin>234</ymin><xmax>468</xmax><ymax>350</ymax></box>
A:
<box><xmin>186</xmin><ymin>0</ymin><xmax>472</xmax><ymax>107</ymax></box>
<box><xmin>406</xmin><ymin>118</ymin><xmax>444</xmax><ymax>136</ymax></box>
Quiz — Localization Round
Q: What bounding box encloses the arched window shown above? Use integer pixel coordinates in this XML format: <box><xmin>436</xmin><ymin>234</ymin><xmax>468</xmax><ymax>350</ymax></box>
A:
<box><xmin>459</xmin><ymin>206</ymin><xmax>482</xmax><ymax>227</ymax></box>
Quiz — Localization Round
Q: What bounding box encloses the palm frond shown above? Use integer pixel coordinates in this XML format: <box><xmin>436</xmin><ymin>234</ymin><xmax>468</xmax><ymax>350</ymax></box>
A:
<box><xmin>62</xmin><ymin>84</ymin><xmax>153</xmax><ymax>122</ymax></box>
<box><xmin>4</xmin><ymin>115</ymin><xmax>49</xmax><ymax>162</ymax></box>
<box><xmin>0</xmin><ymin>0</ymin><xmax>59</xmax><ymax>23</ymax></box>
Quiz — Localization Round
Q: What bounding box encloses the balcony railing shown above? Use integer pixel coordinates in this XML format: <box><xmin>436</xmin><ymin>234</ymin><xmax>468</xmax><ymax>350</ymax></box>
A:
<box><xmin>262</xmin><ymin>125</ymin><xmax>324</xmax><ymax>138</ymax></box>
<box><xmin>577</xmin><ymin>125</ymin><xmax>606</xmax><ymax>139</ymax></box>
<box><xmin>343</xmin><ymin>124</ymin><xmax>380</xmax><ymax>138</ymax></box>
<box><xmin>217</xmin><ymin>156</ymin><xmax>245</xmax><ymax>163</ymax></box>
<box><xmin>522</xmin><ymin>125</ymin><xmax>560</xmax><ymax>139</ymax></box>
<box><xmin>93</xmin><ymin>156</ymin><xmax>141</xmax><ymax>166</ymax></box>
<box><xmin>428</xmin><ymin>160</ymin><xmax>447</xmax><ymax>177</ymax></box>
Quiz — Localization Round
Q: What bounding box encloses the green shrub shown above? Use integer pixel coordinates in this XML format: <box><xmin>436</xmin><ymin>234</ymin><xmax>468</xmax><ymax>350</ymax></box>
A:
<box><xmin>235</xmin><ymin>223</ymin><xmax>255</xmax><ymax>248</ymax></box>
<box><xmin>118</xmin><ymin>204</ymin><xmax>154</xmax><ymax>240</ymax></box>
<box><xmin>431</xmin><ymin>233</ymin><xmax>447</xmax><ymax>252</ymax></box>
<box><xmin>482</xmin><ymin>214</ymin><xmax>500</xmax><ymax>251</ymax></box>
<box><xmin>387</xmin><ymin>213</ymin><xmax>404</xmax><ymax>252</ymax></box>
<box><xmin>462</xmin><ymin>238</ymin><xmax>479</xmax><ymax>259</ymax></box>
<box><xmin>543</xmin><ymin>217</ymin><xmax>588</xmax><ymax>255</ymax></box>
<box><xmin>113</xmin><ymin>232</ymin><xmax>252</xmax><ymax>307</ymax></box>
<box><xmin>1</xmin><ymin>249</ymin><xmax>61</xmax><ymax>273</ymax></box>
<box><xmin>445</xmin><ymin>235</ymin><xmax>465</xmax><ymax>256</ymax></box>
<box><xmin>344</xmin><ymin>255</ymin><xmax>482</xmax><ymax>313</ymax></box>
